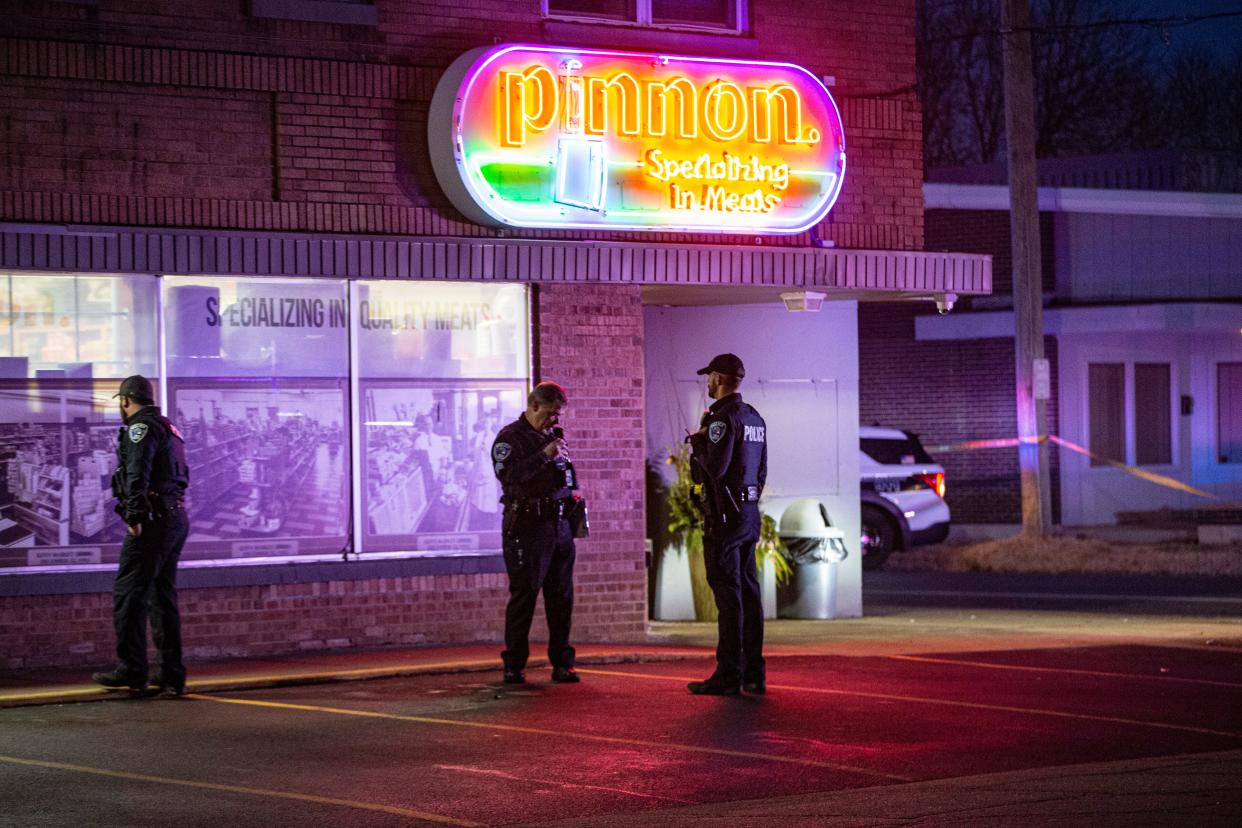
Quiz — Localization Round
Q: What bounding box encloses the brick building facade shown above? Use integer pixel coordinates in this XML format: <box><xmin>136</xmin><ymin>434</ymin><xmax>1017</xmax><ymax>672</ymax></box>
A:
<box><xmin>864</xmin><ymin>157</ymin><xmax>1242</xmax><ymax>526</ymax></box>
<box><xmin>0</xmin><ymin>0</ymin><xmax>989</xmax><ymax>671</ymax></box>
<box><xmin>860</xmin><ymin>208</ymin><xmax>1059</xmax><ymax>525</ymax></box>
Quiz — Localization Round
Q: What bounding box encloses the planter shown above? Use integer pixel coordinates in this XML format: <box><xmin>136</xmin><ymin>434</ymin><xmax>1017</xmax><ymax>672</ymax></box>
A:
<box><xmin>761</xmin><ymin>556</ymin><xmax>777</xmax><ymax>619</ymax></box>
<box><xmin>651</xmin><ymin>535</ymin><xmax>778</xmax><ymax>622</ymax></box>
<box><xmin>651</xmin><ymin>543</ymin><xmax>695</xmax><ymax>621</ymax></box>
<box><xmin>684</xmin><ymin>532</ymin><xmax>717</xmax><ymax>622</ymax></box>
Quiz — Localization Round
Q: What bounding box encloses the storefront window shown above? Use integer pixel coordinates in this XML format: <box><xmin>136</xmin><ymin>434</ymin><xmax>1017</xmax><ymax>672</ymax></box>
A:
<box><xmin>164</xmin><ymin>277</ymin><xmax>351</xmax><ymax>562</ymax></box>
<box><xmin>355</xmin><ymin>282</ymin><xmax>528</xmax><ymax>554</ymax></box>
<box><xmin>0</xmin><ymin>275</ymin><xmax>530</xmax><ymax>571</ymax></box>
<box><xmin>0</xmin><ymin>274</ymin><xmax>159</xmax><ymax>568</ymax></box>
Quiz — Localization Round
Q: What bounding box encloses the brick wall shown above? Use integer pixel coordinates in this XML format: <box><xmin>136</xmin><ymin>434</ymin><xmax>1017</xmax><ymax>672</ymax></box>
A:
<box><xmin>0</xmin><ymin>284</ymin><xmax>648</xmax><ymax>672</ymax></box>
<box><xmin>535</xmin><ymin>284</ymin><xmax>648</xmax><ymax>639</ymax></box>
<box><xmin>0</xmin><ymin>0</ymin><xmax>918</xmax><ymax>665</ymax></box>
<box><xmin>856</xmin><ymin>205</ymin><xmax>1060</xmax><ymax>524</ymax></box>
<box><xmin>925</xmin><ymin>209</ymin><xmax>1056</xmax><ymax>295</ymax></box>
<box><xmin>0</xmin><ymin>0</ymin><xmax>923</xmax><ymax>249</ymax></box>
<box><xmin>859</xmin><ymin>303</ymin><xmax>1060</xmax><ymax>524</ymax></box>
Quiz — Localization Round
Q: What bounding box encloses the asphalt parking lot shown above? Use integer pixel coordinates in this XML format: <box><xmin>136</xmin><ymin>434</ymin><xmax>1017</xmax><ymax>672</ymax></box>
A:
<box><xmin>2</xmin><ymin>577</ymin><xmax>1241</xmax><ymax>827</ymax></box>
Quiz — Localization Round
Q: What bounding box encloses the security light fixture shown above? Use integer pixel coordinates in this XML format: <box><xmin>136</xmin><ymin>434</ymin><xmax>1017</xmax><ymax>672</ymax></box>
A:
<box><xmin>781</xmin><ymin>290</ymin><xmax>826</xmax><ymax>312</ymax></box>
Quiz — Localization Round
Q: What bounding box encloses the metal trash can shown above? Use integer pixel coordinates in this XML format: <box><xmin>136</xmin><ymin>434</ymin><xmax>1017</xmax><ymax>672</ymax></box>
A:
<box><xmin>776</xmin><ymin>498</ymin><xmax>848</xmax><ymax>619</ymax></box>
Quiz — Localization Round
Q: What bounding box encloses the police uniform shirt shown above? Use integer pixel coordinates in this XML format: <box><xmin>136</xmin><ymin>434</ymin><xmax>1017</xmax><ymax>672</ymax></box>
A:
<box><xmin>115</xmin><ymin>407</ymin><xmax>190</xmax><ymax>525</ymax></box>
<box><xmin>490</xmin><ymin>416</ymin><xmax>569</xmax><ymax>502</ymax></box>
<box><xmin>689</xmin><ymin>392</ymin><xmax>768</xmax><ymax>498</ymax></box>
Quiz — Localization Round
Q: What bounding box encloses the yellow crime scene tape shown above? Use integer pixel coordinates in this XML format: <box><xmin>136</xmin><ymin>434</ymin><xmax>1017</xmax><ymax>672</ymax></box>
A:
<box><xmin>923</xmin><ymin>434</ymin><xmax>1219</xmax><ymax>500</ymax></box>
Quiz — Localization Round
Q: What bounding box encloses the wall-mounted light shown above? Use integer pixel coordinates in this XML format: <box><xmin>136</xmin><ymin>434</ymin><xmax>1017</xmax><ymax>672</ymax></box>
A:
<box><xmin>780</xmin><ymin>290</ymin><xmax>825</xmax><ymax>312</ymax></box>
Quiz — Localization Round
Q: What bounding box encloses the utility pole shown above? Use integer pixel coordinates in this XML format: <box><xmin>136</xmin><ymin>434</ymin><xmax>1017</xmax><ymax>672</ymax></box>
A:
<box><xmin>1000</xmin><ymin>0</ymin><xmax>1052</xmax><ymax>536</ymax></box>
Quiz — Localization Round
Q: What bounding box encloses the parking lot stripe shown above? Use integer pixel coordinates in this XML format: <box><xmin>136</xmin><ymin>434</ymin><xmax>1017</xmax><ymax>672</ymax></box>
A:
<box><xmin>887</xmin><ymin>654</ymin><xmax>1242</xmax><ymax>689</ymax></box>
<box><xmin>578</xmin><ymin>669</ymin><xmax>1242</xmax><ymax>740</ymax></box>
<box><xmin>191</xmin><ymin>694</ymin><xmax>914</xmax><ymax>782</ymax></box>
<box><xmin>433</xmin><ymin>764</ymin><xmax>696</xmax><ymax>804</ymax></box>
<box><xmin>0</xmin><ymin>753</ymin><xmax>482</xmax><ymax>826</ymax></box>
<box><xmin>865</xmin><ymin>588</ymin><xmax>1242</xmax><ymax>605</ymax></box>
<box><xmin>0</xmin><ymin>687</ymin><xmax>108</xmax><ymax>703</ymax></box>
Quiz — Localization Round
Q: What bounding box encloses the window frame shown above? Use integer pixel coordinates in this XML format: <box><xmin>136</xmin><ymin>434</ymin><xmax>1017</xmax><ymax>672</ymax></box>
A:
<box><xmin>0</xmin><ymin>271</ymin><xmax>532</xmax><ymax>574</ymax></box>
<box><xmin>1084</xmin><ymin>359</ymin><xmax>1179</xmax><ymax>470</ymax></box>
<box><xmin>542</xmin><ymin>0</ymin><xmax>749</xmax><ymax>34</ymax></box>
<box><xmin>1133</xmin><ymin>362</ymin><xmax>1173</xmax><ymax>467</ymax></box>
<box><xmin>1086</xmin><ymin>362</ymin><xmax>1126</xmax><ymax>467</ymax></box>
<box><xmin>1218</xmin><ymin>362</ymin><xmax>1242</xmax><ymax>465</ymax></box>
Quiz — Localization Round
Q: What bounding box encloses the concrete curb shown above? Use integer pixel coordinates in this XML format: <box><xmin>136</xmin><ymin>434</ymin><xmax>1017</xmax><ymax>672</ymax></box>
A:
<box><xmin>0</xmin><ymin>650</ymin><xmax>704</xmax><ymax>709</ymax></box>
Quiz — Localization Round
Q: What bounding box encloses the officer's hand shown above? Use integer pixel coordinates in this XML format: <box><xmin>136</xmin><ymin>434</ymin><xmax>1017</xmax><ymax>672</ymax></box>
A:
<box><xmin>127</xmin><ymin>523</ymin><xmax>142</xmax><ymax>537</ymax></box>
<box><xmin>542</xmin><ymin>439</ymin><xmax>564</xmax><ymax>459</ymax></box>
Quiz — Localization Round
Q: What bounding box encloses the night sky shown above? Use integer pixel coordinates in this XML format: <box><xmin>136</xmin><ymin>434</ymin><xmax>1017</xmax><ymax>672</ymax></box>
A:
<box><xmin>1134</xmin><ymin>0</ymin><xmax>1242</xmax><ymax>62</ymax></box>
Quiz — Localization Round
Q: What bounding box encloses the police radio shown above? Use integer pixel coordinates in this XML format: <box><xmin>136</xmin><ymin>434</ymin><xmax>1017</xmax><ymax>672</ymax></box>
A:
<box><xmin>551</xmin><ymin>427</ymin><xmax>589</xmax><ymax>538</ymax></box>
<box><xmin>550</xmin><ymin>427</ymin><xmax>577</xmax><ymax>491</ymax></box>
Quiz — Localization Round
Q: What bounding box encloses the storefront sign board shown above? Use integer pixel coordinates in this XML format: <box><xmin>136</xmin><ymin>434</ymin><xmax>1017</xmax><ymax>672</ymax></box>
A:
<box><xmin>429</xmin><ymin>44</ymin><xmax>846</xmax><ymax>234</ymax></box>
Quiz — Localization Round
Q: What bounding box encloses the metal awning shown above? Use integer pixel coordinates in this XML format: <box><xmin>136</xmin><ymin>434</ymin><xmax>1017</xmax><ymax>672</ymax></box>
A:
<box><xmin>0</xmin><ymin>224</ymin><xmax>990</xmax><ymax>298</ymax></box>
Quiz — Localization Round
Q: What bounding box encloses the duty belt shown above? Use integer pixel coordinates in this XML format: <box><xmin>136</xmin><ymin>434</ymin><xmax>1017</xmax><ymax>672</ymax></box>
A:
<box><xmin>149</xmin><ymin>491</ymin><xmax>186</xmax><ymax>516</ymax></box>
<box><xmin>503</xmin><ymin>497</ymin><xmax>568</xmax><ymax>519</ymax></box>
<box><xmin>733</xmin><ymin>485</ymin><xmax>760</xmax><ymax>502</ymax></box>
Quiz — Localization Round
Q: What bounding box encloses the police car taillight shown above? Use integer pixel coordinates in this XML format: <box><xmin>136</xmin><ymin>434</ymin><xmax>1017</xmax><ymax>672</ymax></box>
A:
<box><xmin>915</xmin><ymin>472</ymin><xmax>945</xmax><ymax>498</ymax></box>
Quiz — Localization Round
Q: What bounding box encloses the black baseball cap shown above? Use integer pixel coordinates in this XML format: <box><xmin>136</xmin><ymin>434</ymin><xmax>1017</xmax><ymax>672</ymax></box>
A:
<box><xmin>696</xmin><ymin>353</ymin><xmax>745</xmax><ymax>379</ymax></box>
<box><xmin>113</xmin><ymin>375</ymin><xmax>155</xmax><ymax>404</ymax></box>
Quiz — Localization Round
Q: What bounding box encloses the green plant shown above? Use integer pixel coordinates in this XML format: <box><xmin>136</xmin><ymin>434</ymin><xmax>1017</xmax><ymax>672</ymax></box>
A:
<box><xmin>664</xmin><ymin>445</ymin><xmax>713</xmax><ymax>621</ymax></box>
<box><xmin>665</xmin><ymin>444</ymin><xmax>792</xmax><ymax>586</ymax></box>
<box><xmin>757</xmin><ymin>512</ymin><xmax>793</xmax><ymax>585</ymax></box>
<box><xmin>665</xmin><ymin>444</ymin><xmax>704</xmax><ymax>542</ymax></box>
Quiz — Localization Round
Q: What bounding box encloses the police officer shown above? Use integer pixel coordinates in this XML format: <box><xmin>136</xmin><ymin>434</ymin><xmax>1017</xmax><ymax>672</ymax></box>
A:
<box><xmin>491</xmin><ymin>381</ymin><xmax>581</xmax><ymax>685</ymax></box>
<box><xmin>92</xmin><ymin>375</ymin><xmax>191</xmax><ymax>697</ymax></box>
<box><xmin>686</xmin><ymin>354</ymin><xmax>768</xmax><ymax>696</ymax></box>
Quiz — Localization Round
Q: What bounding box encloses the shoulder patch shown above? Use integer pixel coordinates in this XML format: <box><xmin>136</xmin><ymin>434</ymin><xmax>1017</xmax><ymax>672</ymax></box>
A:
<box><xmin>708</xmin><ymin>421</ymin><xmax>727</xmax><ymax>444</ymax></box>
<box><xmin>492</xmin><ymin>442</ymin><xmax>512</xmax><ymax>462</ymax></box>
<box><xmin>128</xmin><ymin>423</ymin><xmax>149</xmax><ymax>444</ymax></box>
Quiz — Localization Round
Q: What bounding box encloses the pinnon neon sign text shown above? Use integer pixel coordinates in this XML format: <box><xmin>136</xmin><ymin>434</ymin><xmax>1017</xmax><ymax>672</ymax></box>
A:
<box><xmin>429</xmin><ymin>44</ymin><xmax>846</xmax><ymax>234</ymax></box>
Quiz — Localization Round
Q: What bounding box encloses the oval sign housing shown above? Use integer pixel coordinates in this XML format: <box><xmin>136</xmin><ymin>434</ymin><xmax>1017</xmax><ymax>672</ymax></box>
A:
<box><xmin>429</xmin><ymin>44</ymin><xmax>846</xmax><ymax>234</ymax></box>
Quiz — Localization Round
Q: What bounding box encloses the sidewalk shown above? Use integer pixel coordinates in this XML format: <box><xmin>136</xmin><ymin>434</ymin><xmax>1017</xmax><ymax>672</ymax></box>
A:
<box><xmin>5</xmin><ymin>598</ymin><xmax>1238</xmax><ymax>707</ymax></box>
<box><xmin>0</xmin><ymin>642</ymin><xmax>709</xmax><ymax>708</ymax></box>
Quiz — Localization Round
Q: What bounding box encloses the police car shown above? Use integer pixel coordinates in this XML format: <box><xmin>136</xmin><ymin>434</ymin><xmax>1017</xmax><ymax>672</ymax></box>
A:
<box><xmin>859</xmin><ymin>426</ymin><xmax>950</xmax><ymax>570</ymax></box>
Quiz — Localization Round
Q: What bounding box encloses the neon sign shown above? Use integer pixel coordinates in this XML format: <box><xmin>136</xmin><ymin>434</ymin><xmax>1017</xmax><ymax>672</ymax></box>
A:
<box><xmin>429</xmin><ymin>44</ymin><xmax>846</xmax><ymax>234</ymax></box>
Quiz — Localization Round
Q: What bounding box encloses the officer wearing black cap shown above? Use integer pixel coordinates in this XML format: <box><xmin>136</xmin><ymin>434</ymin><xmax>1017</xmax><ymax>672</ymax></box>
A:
<box><xmin>92</xmin><ymin>375</ymin><xmax>191</xmax><ymax>697</ymax></box>
<box><xmin>686</xmin><ymin>354</ymin><xmax>769</xmax><ymax>696</ymax></box>
<box><xmin>491</xmin><ymin>381</ymin><xmax>582</xmax><ymax>686</ymax></box>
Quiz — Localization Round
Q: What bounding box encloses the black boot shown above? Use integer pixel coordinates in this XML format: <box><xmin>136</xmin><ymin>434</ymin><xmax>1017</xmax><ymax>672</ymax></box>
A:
<box><xmin>148</xmin><ymin>673</ymin><xmax>186</xmax><ymax>697</ymax></box>
<box><xmin>687</xmin><ymin>676</ymin><xmax>740</xmax><ymax>696</ymax></box>
<box><xmin>551</xmin><ymin>666</ymin><xmax>580</xmax><ymax>683</ymax></box>
<box><xmin>92</xmin><ymin>668</ymin><xmax>146</xmax><ymax>691</ymax></box>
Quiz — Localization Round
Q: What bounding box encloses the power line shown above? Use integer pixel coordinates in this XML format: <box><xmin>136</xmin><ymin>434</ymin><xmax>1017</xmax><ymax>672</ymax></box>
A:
<box><xmin>922</xmin><ymin>9</ymin><xmax>1242</xmax><ymax>45</ymax></box>
<box><xmin>1002</xmin><ymin>10</ymin><xmax>1242</xmax><ymax>34</ymax></box>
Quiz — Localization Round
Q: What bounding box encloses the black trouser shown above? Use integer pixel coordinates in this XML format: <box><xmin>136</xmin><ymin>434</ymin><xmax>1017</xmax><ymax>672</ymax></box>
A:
<box><xmin>501</xmin><ymin>512</ymin><xmax>576</xmax><ymax>672</ymax></box>
<box><xmin>703</xmin><ymin>504</ymin><xmax>764</xmax><ymax>684</ymax></box>
<box><xmin>112</xmin><ymin>507</ymin><xmax>189</xmax><ymax>686</ymax></box>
